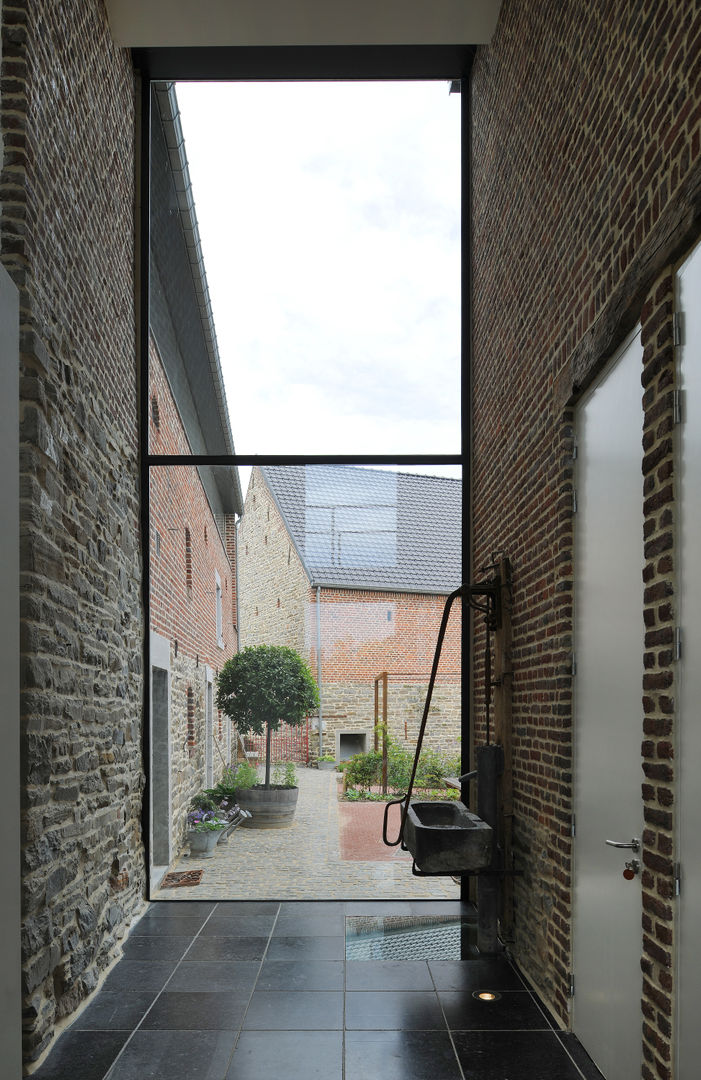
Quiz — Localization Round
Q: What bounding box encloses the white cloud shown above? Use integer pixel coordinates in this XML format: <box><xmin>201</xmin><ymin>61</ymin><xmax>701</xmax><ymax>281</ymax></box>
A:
<box><xmin>176</xmin><ymin>79</ymin><xmax>461</xmax><ymax>459</ymax></box>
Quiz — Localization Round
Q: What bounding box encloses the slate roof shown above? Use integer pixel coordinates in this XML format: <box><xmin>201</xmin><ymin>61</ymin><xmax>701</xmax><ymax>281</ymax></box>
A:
<box><xmin>261</xmin><ymin>465</ymin><xmax>461</xmax><ymax>594</ymax></box>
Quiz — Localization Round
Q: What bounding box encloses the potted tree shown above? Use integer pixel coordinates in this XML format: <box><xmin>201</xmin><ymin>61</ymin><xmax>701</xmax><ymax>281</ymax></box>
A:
<box><xmin>216</xmin><ymin>645</ymin><xmax>319</xmax><ymax>828</ymax></box>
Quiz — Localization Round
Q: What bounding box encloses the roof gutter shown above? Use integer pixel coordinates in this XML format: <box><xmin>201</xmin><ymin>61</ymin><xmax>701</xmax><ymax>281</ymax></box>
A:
<box><xmin>152</xmin><ymin>80</ymin><xmax>243</xmax><ymax>512</ymax></box>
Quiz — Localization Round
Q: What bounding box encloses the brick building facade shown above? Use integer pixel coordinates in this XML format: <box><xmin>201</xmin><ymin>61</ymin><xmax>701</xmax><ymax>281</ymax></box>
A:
<box><xmin>147</xmin><ymin>83</ymin><xmax>242</xmax><ymax>877</ymax></box>
<box><xmin>470</xmin><ymin>3</ymin><xmax>701</xmax><ymax>1077</ymax></box>
<box><xmin>238</xmin><ymin>466</ymin><xmax>462</xmax><ymax>762</ymax></box>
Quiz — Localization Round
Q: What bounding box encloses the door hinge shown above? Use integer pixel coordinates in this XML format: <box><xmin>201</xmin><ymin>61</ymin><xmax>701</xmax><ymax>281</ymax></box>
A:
<box><xmin>572</xmin><ymin>488</ymin><xmax>577</xmax><ymax>514</ymax></box>
<box><xmin>673</xmin><ymin>388</ymin><xmax>683</xmax><ymax>425</ymax></box>
<box><xmin>673</xmin><ymin>311</ymin><xmax>684</xmax><ymax>347</ymax></box>
<box><xmin>675</xmin><ymin>626</ymin><xmax>682</xmax><ymax>661</ymax></box>
<box><xmin>675</xmin><ymin>862</ymin><xmax>681</xmax><ymax>897</ymax></box>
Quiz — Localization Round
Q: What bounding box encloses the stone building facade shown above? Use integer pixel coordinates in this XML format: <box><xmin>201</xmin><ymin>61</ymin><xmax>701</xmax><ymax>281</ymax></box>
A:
<box><xmin>238</xmin><ymin>466</ymin><xmax>462</xmax><ymax>761</ymax></box>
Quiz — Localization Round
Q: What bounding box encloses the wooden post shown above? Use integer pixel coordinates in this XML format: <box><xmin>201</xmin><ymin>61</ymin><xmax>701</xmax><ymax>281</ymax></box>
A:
<box><xmin>381</xmin><ymin>672</ymin><xmax>388</xmax><ymax>794</ymax></box>
<box><xmin>492</xmin><ymin>556</ymin><xmax>514</xmax><ymax>939</ymax></box>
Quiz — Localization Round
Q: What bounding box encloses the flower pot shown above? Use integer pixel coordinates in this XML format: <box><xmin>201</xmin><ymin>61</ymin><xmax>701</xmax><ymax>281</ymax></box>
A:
<box><xmin>187</xmin><ymin>829</ymin><xmax>223</xmax><ymax>857</ymax></box>
<box><xmin>318</xmin><ymin>761</ymin><xmax>336</xmax><ymax>771</ymax></box>
<box><xmin>235</xmin><ymin>784</ymin><xmax>299</xmax><ymax>829</ymax></box>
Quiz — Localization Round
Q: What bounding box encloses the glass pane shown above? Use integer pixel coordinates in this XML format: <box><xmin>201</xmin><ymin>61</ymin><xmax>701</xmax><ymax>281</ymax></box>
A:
<box><xmin>148</xmin><ymin>462</ymin><xmax>462</xmax><ymax>900</ymax></box>
<box><xmin>168</xmin><ymin>80</ymin><xmax>461</xmax><ymax>456</ymax></box>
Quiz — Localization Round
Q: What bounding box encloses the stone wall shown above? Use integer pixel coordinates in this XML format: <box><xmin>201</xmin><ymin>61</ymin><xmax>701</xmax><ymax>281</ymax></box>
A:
<box><xmin>2</xmin><ymin>0</ymin><xmax>144</xmax><ymax>1066</ymax></box>
<box><xmin>238</xmin><ymin>466</ymin><xmax>313</xmax><ymax>656</ymax></box>
<box><xmin>471</xmin><ymin>0</ymin><xmax>701</xmax><ymax>1071</ymax></box>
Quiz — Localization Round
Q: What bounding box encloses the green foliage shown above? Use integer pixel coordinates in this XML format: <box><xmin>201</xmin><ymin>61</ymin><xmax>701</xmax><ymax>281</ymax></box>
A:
<box><xmin>229</xmin><ymin>761</ymin><xmax>259</xmax><ymax>791</ymax></box>
<box><xmin>344</xmin><ymin>735</ymin><xmax>460</xmax><ymax>800</ymax></box>
<box><xmin>189</xmin><ymin>791</ymin><xmax>220</xmax><ymax>813</ymax></box>
<box><xmin>343</xmin><ymin>750</ymin><xmax>383</xmax><ymax>791</ymax></box>
<box><xmin>318</xmin><ymin>755</ymin><xmax>335</xmax><ymax>762</ymax></box>
<box><xmin>216</xmin><ymin>645</ymin><xmax>319</xmax><ymax>737</ymax></box>
<box><xmin>272</xmin><ymin>761</ymin><xmax>298</xmax><ymax>788</ymax></box>
<box><xmin>203</xmin><ymin>766</ymin><xmax>242</xmax><ymax>801</ymax></box>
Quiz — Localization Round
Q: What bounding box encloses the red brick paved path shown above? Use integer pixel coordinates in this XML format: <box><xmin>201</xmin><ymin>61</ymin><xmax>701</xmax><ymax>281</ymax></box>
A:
<box><xmin>338</xmin><ymin>800</ymin><xmax>411</xmax><ymax>862</ymax></box>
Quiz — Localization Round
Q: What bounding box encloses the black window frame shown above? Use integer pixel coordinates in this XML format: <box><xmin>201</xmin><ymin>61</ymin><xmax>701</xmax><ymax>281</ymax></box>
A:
<box><xmin>137</xmin><ymin>45</ymin><xmax>474</xmax><ymax>898</ymax></box>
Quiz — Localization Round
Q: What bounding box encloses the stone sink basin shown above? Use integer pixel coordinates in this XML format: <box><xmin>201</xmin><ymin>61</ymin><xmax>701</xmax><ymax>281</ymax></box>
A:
<box><xmin>404</xmin><ymin>801</ymin><xmax>493</xmax><ymax>874</ymax></box>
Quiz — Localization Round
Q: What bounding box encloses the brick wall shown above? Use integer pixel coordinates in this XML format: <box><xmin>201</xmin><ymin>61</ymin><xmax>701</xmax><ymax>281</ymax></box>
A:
<box><xmin>149</xmin><ymin>340</ymin><xmax>236</xmax><ymax>665</ymax></box>
<box><xmin>639</xmin><ymin>272</ymin><xmax>677</xmax><ymax>1080</ymax></box>
<box><xmin>149</xmin><ymin>340</ymin><xmax>237</xmax><ymax>847</ymax></box>
<box><xmin>1</xmin><ymin>0</ymin><xmax>144</xmax><ymax>1065</ymax></box>
<box><xmin>471</xmin><ymin>0</ymin><xmax>700</xmax><ymax>1072</ymax></box>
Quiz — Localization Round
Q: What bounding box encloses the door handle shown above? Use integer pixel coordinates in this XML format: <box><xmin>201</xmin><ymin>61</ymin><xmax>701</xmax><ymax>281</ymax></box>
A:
<box><xmin>605</xmin><ymin>837</ymin><xmax>640</xmax><ymax>852</ymax></box>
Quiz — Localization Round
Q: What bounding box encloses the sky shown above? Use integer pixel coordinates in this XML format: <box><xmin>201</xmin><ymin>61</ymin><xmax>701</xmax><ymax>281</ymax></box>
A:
<box><xmin>175</xmin><ymin>80</ymin><xmax>462</xmax><ymax>493</ymax></box>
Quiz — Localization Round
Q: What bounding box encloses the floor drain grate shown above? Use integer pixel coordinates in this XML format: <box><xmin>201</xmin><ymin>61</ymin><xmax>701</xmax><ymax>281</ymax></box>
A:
<box><xmin>160</xmin><ymin>870</ymin><xmax>204</xmax><ymax>889</ymax></box>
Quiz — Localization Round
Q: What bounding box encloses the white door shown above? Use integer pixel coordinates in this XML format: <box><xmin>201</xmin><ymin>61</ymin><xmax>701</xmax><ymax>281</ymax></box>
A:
<box><xmin>573</xmin><ymin>331</ymin><xmax>644</xmax><ymax>1079</ymax></box>
<box><xmin>677</xmin><ymin>240</ymin><xmax>701</xmax><ymax>1078</ymax></box>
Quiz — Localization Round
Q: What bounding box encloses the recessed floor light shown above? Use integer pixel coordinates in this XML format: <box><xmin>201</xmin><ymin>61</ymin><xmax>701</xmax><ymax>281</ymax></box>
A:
<box><xmin>473</xmin><ymin>990</ymin><xmax>501</xmax><ymax>1001</ymax></box>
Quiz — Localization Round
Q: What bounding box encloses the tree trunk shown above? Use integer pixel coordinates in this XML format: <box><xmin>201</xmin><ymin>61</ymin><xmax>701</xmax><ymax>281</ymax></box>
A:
<box><xmin>264</xmin><ymin>721</ymin><xmax>272</xmax><ymax>788</ymax></box>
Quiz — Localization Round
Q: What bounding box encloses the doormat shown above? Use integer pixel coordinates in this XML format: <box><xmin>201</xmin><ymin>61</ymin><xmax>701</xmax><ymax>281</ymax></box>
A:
<box><xmin>160</xmin><ymin>870</ymin><xmax>204</xmax><ymax>889</ymax></box>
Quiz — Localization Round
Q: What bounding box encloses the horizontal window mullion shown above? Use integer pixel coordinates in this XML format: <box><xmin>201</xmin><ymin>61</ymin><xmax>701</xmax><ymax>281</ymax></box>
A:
<box><xmin>147</xmin><ymin>454</ymin><xmax>464</xmax><ymax>467</ymax></box>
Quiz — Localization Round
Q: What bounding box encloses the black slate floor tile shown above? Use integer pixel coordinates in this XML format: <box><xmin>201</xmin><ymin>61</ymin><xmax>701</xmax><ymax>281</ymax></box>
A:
<box><xmin>557</xmin><ymin>1033</ymin><xmax>607</xmax><ymax>1079</ymax></box>
<box><xmin>428</xmin><ymin>959</ymin><xmax>527</xmax><ymax>992</ymax></box>
<box><xmin>101</xmin><ymin>959</ymin><xmax>178</xmax><ymax>991</ymax></box>
<box><xmin>145</xmin><ymin>901</ymin><xmax>217</xmax><ymax>918</ymax></box>
<box><xmin>243</xmin><ymin>990</ymin><xmax>344</xmax><ymax>1030</ymax></box>
<box><xmin>453</xmin><ymin>1030</ymin><xmax>586</xmax><ymax>1079</ymax></box>
<box><xmin>256</xmin><ymin>959</ymin><xmax>344</xmax><ymax>992</ymax></box>
<box><xmin>130</xmin><ymin>915</ymin><xmax>209</xmax><ymax>937</ymax></box>
<box><xmin>139</xmin><ymin>990</ymin><xmax>249</xmax><ymax>1030</ymax></box>
<box><xmin>279</xmin><ymin>901</ymin><xmax>345</xmax><ymax>917</ymax></box>
<box><xmin>345</xmin><ymin>990</ymin><xmax>447</xmax><ymax>1030</ymax></box>
<box><xmin>226</xmin><ymin>1030</ymin><xmax>343</xmax><ymax>1079</ymax></box>
<box><xmin>73</xmin><ymin>990</ymin><xmax>159</xmax><ymax>1031</ymax></box>
<box><xmin>439</xmin><ymin>989</ymin><xmax>550</xmax><ymax>1031</ymax></box>
<box><xmin>274</xmin><ymin>913</ymin><xmax>345</xmax><ymax>936</ymax></box>
<box><xmin>166</xmin><ymin>960</ymin><xmax>261</xmax><ymax>993</ymax></box>
<box><xmin>106</xmin><ymin>1029</ymin><xmax>238</xmax><ymax>1080</ymax></box>
<box><xmin>120</xmin><ymin>934</ymin><xmax>193</xmax><ymax>961</ymax></box>
<box><xmin>30</xmin><ymin>1030</ymin><xmax>130</xmax><ymax>1080</ymax></box>
<box><xmin>183</xmin><ymin>935</ymin><xmax>269</xmax><ymax>961</ymax></box>
<box><xmin>265</xmin><ymin>935</ymin><xmax>345</xmax><ymax>960</ymax></box>
<box><xmin>214</xmin><ymin>901</ymin><xmax>280</xmax><ymax>916</ymax></box>
<box><xmin>198</xmin><ymin>914</ymin><xmax>276</xmax><ymax>937</ymax></box>
<box><xmin>345</xmin><ymin>1029</ymin><xmax>462</xmax><ymax>1080</ymax></box>
<box><xmin>346</xmin><ymin>959</ymin><xmax>434</xmax><ymax>991</ymax></box>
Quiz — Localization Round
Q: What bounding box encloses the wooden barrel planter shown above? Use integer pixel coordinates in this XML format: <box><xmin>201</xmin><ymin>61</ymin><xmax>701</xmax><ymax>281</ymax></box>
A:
<box><xmin>235</xmin><ymin>785</ymin><xmax>299</xmax><ymax>829</ymax></box>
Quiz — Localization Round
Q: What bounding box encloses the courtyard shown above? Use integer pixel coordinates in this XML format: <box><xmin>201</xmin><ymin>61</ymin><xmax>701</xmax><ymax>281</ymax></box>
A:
<box><xmin>153</xmin><ymin>767</ymin><xmax>459</xmax><ymax>902</ymax></box>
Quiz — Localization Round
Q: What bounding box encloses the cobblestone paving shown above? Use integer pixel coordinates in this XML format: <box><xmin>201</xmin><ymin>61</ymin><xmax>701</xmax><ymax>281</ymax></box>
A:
<box><xmin>152</xmin><ymin>768</ymin><xmax>459</xmax><ymax>901</ymax></box>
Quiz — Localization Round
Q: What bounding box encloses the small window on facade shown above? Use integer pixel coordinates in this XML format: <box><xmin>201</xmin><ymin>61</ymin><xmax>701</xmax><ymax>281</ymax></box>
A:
<box><xmin>185</xmin><ymin>527</ymin><xmax>192</xmax><ymax>594</ymax></box>
<box><xmin>187</xmin><ymin>687</ymin><xmax>195</xmax><ymax>747</ymax></box>
<box><xmin>204</xmin><ymin>525</ymin><xmax>208</xmax><ymax>544</ymax></box>
<box><xmin>215</xmin><ymin>570</ymin><xmax>223</xmax><ymax>648</ymax></box>
<box><xmin>151</xmin><ymin>393</ymin><xmax>160</xmax><ymax>429</ymax></box>
<box><xmin>155</xmin><ymin>530</ymin><xmax>161</xmax><ymax>557</ymax></box>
